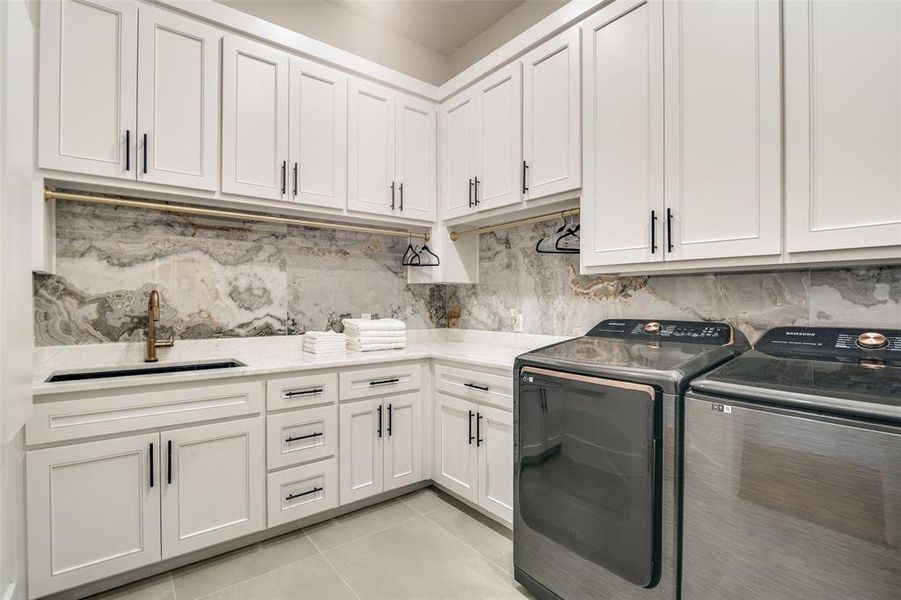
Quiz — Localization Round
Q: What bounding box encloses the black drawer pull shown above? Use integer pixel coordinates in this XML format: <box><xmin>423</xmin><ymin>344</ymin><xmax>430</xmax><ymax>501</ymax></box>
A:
<box><xmin>522</xmin><ymin>160</ymin><xmax>529</xmax><ymax>193</ymax></box>
<box><xmin>286</xmin><ymin>486</ymin><xmax>322</xmax><ymax>501</ymax></box>
<box><xmin>142</xmin><ymin>133</ymin><xmax>148</xmax><ymax>174</ymax></box>
<box><xmin>149</xmin><ymin>442</ymin><xmax>154</xmax><ymax>488</ymax></box>
<box><xmin>650</xmin><ymin>210</ymin><xmax>658</xmax><ymax>254</ymax></box>
<box><xmin>666</xmin><ymin>208</ymin><xmax>674</xmax><ymax>253</ymax></box>
<box><xmin>293</xmin><ymin>162</ymin><xmax>298</xmax><ymax>196</ymax></box>
<box><xmin>377</xmin><ymin>404</ymin><xmax>383</xmax><ymax>438</ymax></box>
<box><xmin>464</xmin><ymin>382</ymin><xmax>489</xmax><ymax>392</ymax></box>
<box><xmin>125</xmin><ymin>130</ymin><xmax>131</xmax><ymax>171</ymax></box>
<box><xmin>468</xmin><ymin>410</ymin><xmax>474</xmax><ymax>444</ymax></box>
<box><xmin>476</xmin><ymin>412</ymin><xmax>483</xmax><ymax>447</ymax></box>
<box><xmin>281</xmin><ymin>160</ymin><xmax>287</xmax><ymax>195</ymax></box>
<box><xmin>284</xmin><ymin>388</ymin><xmax>323</xmax><ymax>397</ymax></box>
<box><xmin>167</xmin><ymin>439</ymin><xmax>172</xmax><ymax>484</ymax></box>
<box><xmin>468</xmin><ymin>178</ymin><xmax>474</xmax><ymax>207</ymax></box>
<box><xmin>285</xmin><ymin>432</ymin><xmax>323</xmax><ymax>443</ymax></box>
<box><xmin>474</xmin><ymin>177</ymin><xmax>480</xmax><ymax>205</ymax></box>
<box><xmin>369</xmin><ymin>378</ymin><xmax>399</xmax><ymax>386</ymax></box>
<box><xmin>387</xmin><ymin>403</ymin><xmax>393</xmax><ymax>436</ymax></box>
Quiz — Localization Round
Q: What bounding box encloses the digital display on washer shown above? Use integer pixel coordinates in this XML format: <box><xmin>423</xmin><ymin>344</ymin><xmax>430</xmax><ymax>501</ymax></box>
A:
<box><xmin>755</xmin><ymin>326</ymin><xmax>901</xmax><ymax>365</ymax></box>
<box><xmin>586</xmin><ymin>319</ymin><xmax>733</xmax><ymax>345</ymax></box>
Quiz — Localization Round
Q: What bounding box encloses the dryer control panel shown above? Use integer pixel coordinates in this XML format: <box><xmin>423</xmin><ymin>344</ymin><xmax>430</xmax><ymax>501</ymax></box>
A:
<box><xmin>586</xmin><ymin>319</ymin><xmax>733</xmax><ymax>345</ymax></box>
<box><xmin>756</xmin><ymin>326</ymin><xmax>901</xmax><ymax>364</ymax></box>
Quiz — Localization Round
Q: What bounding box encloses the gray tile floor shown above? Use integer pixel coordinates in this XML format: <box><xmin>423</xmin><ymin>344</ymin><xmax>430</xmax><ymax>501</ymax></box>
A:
<box><xmin>86</xmin><ymin>488</ymin><xmax>533</xmax><ymax>600</ymax></box>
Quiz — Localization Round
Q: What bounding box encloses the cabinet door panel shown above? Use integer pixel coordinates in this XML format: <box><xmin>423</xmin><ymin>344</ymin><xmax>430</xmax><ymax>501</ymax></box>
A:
<box><xmin>348</xmin><ymin>79</ymin><xmax>396</xmax><ymax>217</ymax></box>
<box><xmin>440</xmin><ymin>92</ymin><xmax>477</xmax><ymax>220</ymax></box>
<box><xmin>162</xmin><ymin>417</ymin><xmax>265</xmax><ymax>559</ymax></box>
<box><xmin>39</xmin><ymin>0</ymin><xmax>137</xmax><ymax>179</ymax></box>
<box><xmin>27</xmin><ymin>433</ymin><xmax>160</xmax><ymax>598</ymax></box>
<box><xmin>664</xmin><ymin>0</ymin><xmax>781</xmax><ymax>260</ymax></box>
<box><xmin>581</xmin><ymin>0</ymin><xmax>664</xmax><ymax>269</ymax></box>
<box><xmin>222</xmin><ymin>35</ymin><xmax>289</xmax><ymax>200</ymax></box>
<box><xmin>339</xmin><ymin>398</ymin><xmax>384</xmax><ymax>504</ymax></box>
<box><xmin>434</xmin><ymin>393</ymin><xmax>478</xmax><ymax>502</ymax></box>
<box><xmin>395</xmin><ymin>94</ymin><xmax>437</xmax><ymax>221</ymax></box>
<box><xmin>289</xmin><ymin>58</ymin><xmax>347</xmax><ymax>209</ymax></box>
<box><xmin>478</xmin><ymin>406</ymin><xmax>514</xmax><ymax>523</ymax></box>
<box><xmin>522</xmin><ymin>27</ymin><xmax>581</xmax><ymax>201</ymax></box>
<box><xmin>384</xmin><ymin>392</ymin><xmax>422</xmax><ymax>491</ymax></box>
<box><xmin>786</xmin><ymin>0</ymin><xmax>901</xmax><ymax>252</ymax></box>
<box><xmin>137</xmin><ymin>5</ymin><xmax>219</xmax><ymax>190</ymax></box>
<box><xmin>475</xmin><ymin>63</ymin><xmax>522</xmax><ymax>211</ymax></box>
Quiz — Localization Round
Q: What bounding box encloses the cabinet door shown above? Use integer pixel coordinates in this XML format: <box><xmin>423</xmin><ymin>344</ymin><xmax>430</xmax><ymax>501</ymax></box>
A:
<box><xmin>663</xmin><ymin>0</ymin><xmax>781</xmax><ymax>261</ymax></box>
<box><xmin>522</xmin><ymin>27</ymin><xmax>581</xmax><ymax>201</ymax></box>
<box><xmin>137</xmin><ymin>5</ymin><xmax>220</xmax><ymax>191</ymax></box>
<box><xmin>440</xmin><ymin>91</ymin><xmax>478</xmax><ymax>220</ymax></box>
<box><xmin>477</xmin><ymin>406</ymin><xmax>514</xmax><ymax>523</ymax></box>
<box><xmin>27</xmin><ymin>433</ymin><xmax>160</xmax><ymax>598</ymax></box>
<box><xmin>395</xmin><ymin>94</ymin><xmax>437</xmax><ymax>221</ymax></box>
<box><xmin>581</xmin><ymin>0</ymin><xmax>664</xmax><ymax>269</ymax></box>
<box><xmin>383</xmin><ymin>391</ymin><xmax>422</xmax><ymax>491</ymax></box>
<box><xmin>161</xmin><ymin>417</ymin><xmax>265</xmax><ymax>559</ymax></box>
<box><xmin>433</xmin><ymin>393</ymin><xmax>478</xmax><ymax>502</ymax></box>
<box><xmin>347</xmin><ymin>78</ymin><xmax>396</xmax><ymax>217</ymax></box>
<box><xmin>221</xmin><ymin>35</ymin><xmax>289</xmax><ymax>201</ymax></box>
<box><xmin>38</xmin><ymin>0</ymin><xmax>137</xmax><ymax>179</ymax></box>
<box><xmin>288</xmin><ymin>57</ymin><xmax>347</xmax><ymax>210</ymax></box>
<box><xmin>785</xmin><ymin>1</ymin><xmax>901</xmax><ymax>252</ymax></box>
<box><xmin>339</xmin><ymin>398</ymin><xmax>385</xmax><ymax>504</ymax></box>
<box><xmin>474</xmin><ymin>63</ymin><xmax>523</xmax><ymax>212</ymax></box>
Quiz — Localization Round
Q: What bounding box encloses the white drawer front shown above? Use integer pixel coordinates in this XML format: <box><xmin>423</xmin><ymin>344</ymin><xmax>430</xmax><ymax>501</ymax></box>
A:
<box><xmin>339</xmin><ymin>363</ymin><xmax>422</xmax><ymax>400</ymax></box>
<box><xmin>267</xmin><ymin>372</ymin><xmax>338</xmax><ymax>411</ymax></box>
<box><xmin>434</xmin><ymin>363</ymin><xmax>513</xmax><ymax>410</ymax></box>
<box><xmin>267</xmin><ymin>458</ymin><xmax>338</xmax><ymax>528</ymax></box>
<box><xmin>266</xmin><ymin>405</ymin><xmax>337</xmax><ymax>470</ymax></box>
<box><xmin>28</xmin><ymin>380</ymin><xmax>264</xmax><ymax>445</ymax></box>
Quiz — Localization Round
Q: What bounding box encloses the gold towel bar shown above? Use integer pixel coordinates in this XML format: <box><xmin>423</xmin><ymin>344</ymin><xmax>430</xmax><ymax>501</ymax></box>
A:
<box><xmin>44</xmin><ymin>189</ymin><xmax>431</xmax><ymax>241</ymax></box>
<box><xmin>449</xmin><ymin>208</ymin><xmax>580</xmax><ymax>241</ymax></box>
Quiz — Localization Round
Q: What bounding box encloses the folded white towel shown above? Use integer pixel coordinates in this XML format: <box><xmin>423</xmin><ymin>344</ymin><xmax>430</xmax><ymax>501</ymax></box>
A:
<box><xmin>347</xmin><ymin>330</ymin><xmax>406</xmax><ymax>340</ymax></box>
<box><xmin>305</xmin><ymin>331</ymin><xmax>346</xmax><ymax>340</ymax></box>
<box><xmin>347</xmin><ymin>342</ymin><xmax>407</xmax><ymax>352</ymax></box>
<box><xmin>345</xmin><ymin>336</ymin><xmax>407</xmax><ymax>345</ymax></box>
<box><xmin>304</xmin><ymin>343</ymin><xmax>346</xmax><ymax>350</ymax></box>
<box><xmin>343</xmin><ymin>318</ymin><xmax>406</xmax><ymax>332</ymax></box>
<box><xmin>304</xmin><ymin>345</ymin><xmax>347</xmax><ymax>354</ymax></box>
<box><xmin>304</xmin><ymin>339</ymin><xmax>346</xmax><ymax>346</ymax></box>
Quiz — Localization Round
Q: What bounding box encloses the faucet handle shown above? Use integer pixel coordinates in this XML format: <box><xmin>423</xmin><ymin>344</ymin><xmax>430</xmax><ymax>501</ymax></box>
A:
<box><xmin>155</xmin><ymin>338</ymin><xmax>175</xmax><ymax>348</ymax></box>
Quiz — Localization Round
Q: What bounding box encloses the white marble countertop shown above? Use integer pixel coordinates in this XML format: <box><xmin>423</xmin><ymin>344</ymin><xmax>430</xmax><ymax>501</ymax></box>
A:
<box><xmin>33</xmin><ymin>330</ymin><xmax>569</xmax><ymax>397</ymax></box>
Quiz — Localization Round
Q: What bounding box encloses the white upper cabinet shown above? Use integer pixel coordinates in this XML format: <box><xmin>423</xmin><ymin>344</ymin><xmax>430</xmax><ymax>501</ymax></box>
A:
<box><xmin>347</xmin><ymin>78</ymin><xmax>397</xmax><ymax>217</ymax></box>
<box><xmin>439</xmin><ymin>91</ymin><xmax>479</xmax><ymax>220</ymax></box>
<box><xmin>522</xmin><ymin>27</ymin><xmax>581</xmax><ymax>201</ymax></box>
<box><xmin>474</xmin><ymin>63</ymin><xmax>523</xmax><ymax>212</ymax></box>
<box><xmin>581</xmin><ymin>0</ymin><xmax>664</xmax><ymax>269</ymax></box>
<box><xmin>395</xmin><ymin>94</ymin><xmax>437</xmax><ymax>221</ymax></box>
<box><xmin>137</xmin><ymin>5</ymin><xmax>220</xmax><ymax>190</ymax></box>
<box><xmin>221</xmin><ymin>35</ymin><xmax>290</xmax><ymax>201</ymax></box>
<box><xmin>39</xmin><ymin>0</ymin><xmax>138</xmax><ymax>179</ymax></box>
<box><xmin>289</xmin><ymin>57</ymin><xmax>347</xmax><ymax>210</ymax></box>
<box><xmin>663</xmin><ymin>0</ymin><xmax>781</xmax><ymax>261</ymax></box>
<box><xmin>785</xmin><ymin>0</ymin><xmax>901</xmax><ymax>253</ymax></box>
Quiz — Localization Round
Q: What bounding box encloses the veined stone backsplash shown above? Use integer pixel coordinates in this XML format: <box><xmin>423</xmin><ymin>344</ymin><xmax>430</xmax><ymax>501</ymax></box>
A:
<box><xmin>34</xmin><ymin>202</ymin><xmax>900</xmax><ymax>346</ymax></box>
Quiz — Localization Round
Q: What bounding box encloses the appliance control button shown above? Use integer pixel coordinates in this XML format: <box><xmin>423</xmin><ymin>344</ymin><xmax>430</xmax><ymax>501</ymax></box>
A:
<box><xmin>643</xmin><ymin>322</ymin><xmax>662</xmax><ymax>334</ymax></box>
<box><xmin>857</xmin><ymin>332</ymin><xmax>888</xmax><ymax>349</ymax></box>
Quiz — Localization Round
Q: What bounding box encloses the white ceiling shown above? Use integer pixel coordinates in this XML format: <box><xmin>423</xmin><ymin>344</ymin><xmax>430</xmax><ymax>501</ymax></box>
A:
<box><xmin>326</xmin><ymin>0</ymin><xmax>525</xmax><ymax>56</ymax></box>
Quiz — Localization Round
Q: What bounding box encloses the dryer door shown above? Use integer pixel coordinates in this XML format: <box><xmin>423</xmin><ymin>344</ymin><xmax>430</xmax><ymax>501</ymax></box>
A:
<box><xmin>516</xmin><ymin>366</ymin><xmax>662</xmax><ymax>588</ymax></box>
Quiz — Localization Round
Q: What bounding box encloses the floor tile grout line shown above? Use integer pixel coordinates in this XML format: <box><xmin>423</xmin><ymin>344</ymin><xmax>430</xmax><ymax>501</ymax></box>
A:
<box><xmin>305</xmin><ymin>530</ymin><xmax>362</xmax><ymax>600</ymax></box>
<box><xmin>423</xmin><ymin>510</ymin><xmax>513</xmax><ymax>577</ymax></box>
<box><xmin>315</xmin><ymin>510</ymin><xmax>425</xmax><ymax>554</ymax></box>
<box><xmin>168</xmin><ymin>571</ymin><xmax>177</xmax><ymax>600</ymax></box>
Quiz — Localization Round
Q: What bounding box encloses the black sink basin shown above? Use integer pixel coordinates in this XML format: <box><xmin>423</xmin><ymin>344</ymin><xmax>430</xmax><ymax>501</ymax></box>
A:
<box><xmin>45</xmin><ymin>360</ymin><xmax>246</xmax><ymax>383</ymax></box>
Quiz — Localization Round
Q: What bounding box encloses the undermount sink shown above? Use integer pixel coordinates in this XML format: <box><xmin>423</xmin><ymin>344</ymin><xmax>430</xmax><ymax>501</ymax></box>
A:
<box><xmin>45</xmin><ymin>359</ymin><xmax>246</xmax><ymax>383</ymax></box>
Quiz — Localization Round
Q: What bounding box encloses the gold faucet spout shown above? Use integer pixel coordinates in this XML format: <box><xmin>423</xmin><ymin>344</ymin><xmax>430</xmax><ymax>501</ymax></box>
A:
<box><xmin>145</xmin><ymin>290</ymin><xmax>174</xmax><ymax>362</ymax></box>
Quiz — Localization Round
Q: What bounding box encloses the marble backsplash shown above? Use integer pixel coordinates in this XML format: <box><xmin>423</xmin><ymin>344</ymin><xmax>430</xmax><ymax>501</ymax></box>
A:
<box><xmin>34</xmin><ymin>202</ymin><xmax>900</xmax><ymax>346</ymax></box>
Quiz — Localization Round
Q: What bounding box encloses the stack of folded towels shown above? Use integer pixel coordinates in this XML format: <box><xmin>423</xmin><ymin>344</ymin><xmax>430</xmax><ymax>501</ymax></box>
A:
<box><xmin>303</xmin><ymin>331</ymin><xmax>347</xmax><ymax>354</ymax></box>
<box><xmin>343</xmin><ymin>318</ymin><xmax>407</xmax><ymax>352</ymax></box>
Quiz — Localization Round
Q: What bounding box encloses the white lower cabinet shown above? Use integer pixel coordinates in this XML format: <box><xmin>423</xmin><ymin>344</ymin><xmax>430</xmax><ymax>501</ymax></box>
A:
<box><xmin>339</xmin><ymin>391</ymin><xmax>422</xmax><ymax>504</ymax></box>
<box><xmin>267</xmin><ymin>458</ymin><xmax>338</xmax><ymax>528</ymax></box>
<box><xmin>433</xmin><ymin>392</ymin><xmax>513</xmax><ymax>523</ymax></box>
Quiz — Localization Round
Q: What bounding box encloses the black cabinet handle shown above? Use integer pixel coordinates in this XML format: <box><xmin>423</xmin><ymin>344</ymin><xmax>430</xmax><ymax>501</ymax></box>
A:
<box><xmin>142</xmin><ymin>133</ymin><xmax>148</xmax><ymax>174</ymax></box>
<box><xmin>286</xmin><ymin>486</ymin><xmax>322</xmax><ymax>501</ymax></box>
<box><xmin>474</xmin><ymin>177</ymin><xmax>480</xmax><ymax>205</ymax></box>
<box><xmin>387</xmin><ymin>404</ymin><xmax>393</xmax><ymax>436</ymax></box>
<box><xmin>293</xmin><ymin>162</ymin><xmax>298</xmax><ymax>197</ymax></box>
<box><xmin>149</xmin><ymin>442</ymin><xmax>154</xmax><ymax>488</ymax></box>
<box><xmin>476</xmin><ymin>412</ymin><xmax>483</xmax><ymax>447</ymax></box>
<box><xmin>390</xmin><ymin>181</ymin><xmax>396</xmax><ymax>210</ymax></box>
<box><xmin>369</xmin><ymin>378</ymin><xmax>399</xmax><ymax>386</ymax></box>
<box><xmin>284</xmin><ymin>388</ymin><xmax>323</xmax><ymax>397</ymax></box>
<box><xmin>666</xmin><ymin>208</ymin><xmax>674</xmax><ymax>253</ymax></box>
<box><xmin>464</xmin><ymin>382</ymin><xmax>489</xmax><ymax>392</ymax></box>
<box><xmin>377</xmin><ymin>405</ymin><xmax>383</xmax><ymax>438</ymax></box>
<box><xmin>126</xmin><ymin>130</ymin><xmax>131</xmax><ymax>171</ymax></box>
<box><xmin>399</xmin><ymin>183</ymin><xmax>404</xmax><ymax>211</ymax></box>
<box><xmin>167</xmin><ymin>439</ymin><xmax>172</xmax><ymax>485</ymax></box>
<box><xmin>650</xmin><ymin>210</ymin><xmax>658</xmax><ymax>254</ymax></box>
<box><xmin>468</xmin><ymin>410</ymin><xmax>474</xmax><ymax>445</ymax></box>
<box><xmin>281</xmin><ymin>160</ymin><xmax>287</xmax><ymax>195</ymax></box>
<box><xmin>522</xmin><ymin>161</ymin><xmax>529</xmax><ymax>193</ymax></box>
<box><xmin>286</xmin><ymin>432</ymin><xmax>323</xmax><ymax>443</ymax></box>
<box><xmin>468</xmin><ymin>178</ymin><xmax>474</xmax><ymax>208</ymax></box>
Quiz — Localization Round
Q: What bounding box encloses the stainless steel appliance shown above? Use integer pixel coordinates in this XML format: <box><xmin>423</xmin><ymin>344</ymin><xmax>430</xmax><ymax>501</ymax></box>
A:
<box><xmin>683</xmin><ymin>326</ymin><xmax>901</xmax><ymax>599</ymax></box>
<box><xmin>514</xmin><ymin>319</ymin><xmax>749</xmax><ymax>600</ymax></box>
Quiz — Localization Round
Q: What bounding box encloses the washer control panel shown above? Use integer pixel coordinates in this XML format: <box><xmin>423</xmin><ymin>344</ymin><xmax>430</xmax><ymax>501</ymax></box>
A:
<box><xmin>586</xmin><ymin>319</ymin><xmax>733</xmax><ymax>345</ymax></box>
<box><xmin>756</xmin><ymin>326</ymin><xmax>901</xmax><ymax>365</ymax></box>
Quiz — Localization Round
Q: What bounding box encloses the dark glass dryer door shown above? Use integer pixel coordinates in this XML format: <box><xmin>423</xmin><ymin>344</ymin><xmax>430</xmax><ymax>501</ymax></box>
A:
<box><xmin>517</xmin><ymin>366</ymin><xmax>662</xmax><ymax>588</ymax></box>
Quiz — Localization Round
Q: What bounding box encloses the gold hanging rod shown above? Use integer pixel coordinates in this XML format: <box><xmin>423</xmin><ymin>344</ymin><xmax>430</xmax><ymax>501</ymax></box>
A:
<box><xmin>449</xmin><ymin>207</ymin><xmax>580</xmax><ymax>241</ymax></box>
<box><xmin>44</xmin><ymin>189</ymin><xmax>430</xmax><ymax>241</ymax></box>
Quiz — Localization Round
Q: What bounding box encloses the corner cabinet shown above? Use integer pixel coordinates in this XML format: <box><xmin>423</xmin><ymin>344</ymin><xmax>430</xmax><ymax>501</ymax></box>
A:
<box><xmin>784</xmin><ymin>0</ymin><xmax>901</xmax><ymax>253</ymax></box>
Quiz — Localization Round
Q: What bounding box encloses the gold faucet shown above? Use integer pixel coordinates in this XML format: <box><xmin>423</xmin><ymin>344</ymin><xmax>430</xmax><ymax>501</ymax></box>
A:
<box><xmin>146</xmin><ymin>290</ymin><xmax>175</xmax><ymax>362</ymax></box>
